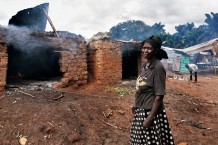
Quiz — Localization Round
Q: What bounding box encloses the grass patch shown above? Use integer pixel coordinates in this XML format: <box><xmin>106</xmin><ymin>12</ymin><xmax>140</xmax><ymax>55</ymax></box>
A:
<box><xmin>104</xmin><ymin>85</ymin><xmax>135</xmax><ymax>96</ymax></box>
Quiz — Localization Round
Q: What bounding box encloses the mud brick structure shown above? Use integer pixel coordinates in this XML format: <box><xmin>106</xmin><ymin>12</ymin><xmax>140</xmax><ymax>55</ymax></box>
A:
<box><xmin>54</xmin><ymin>40</ymin><xmax>87</xmax><ymax>88</ymax></box>
<box><xmin>0</xmin><ymin>25</ymin><xmax>143</xmax><ymax>91</ymax></box>
<box><xmin>0</xmin><ymin>3</ymin><xmax>146</xmax><ymax>92</ymax></box>
<box><xmin>87</xmin><ymin>40</ymin><xmax>122</xmax><ymax>84</ymax></box>
<box><xmin>87</xmin><ymin>39</ymin><xmax>141</xmax><ymax>84</ymax></box>
<box><xmin>0</xmin><ymin>38</ymin><xmax>8</xmax><ymax>92</ymax></box>
<box><xmin>0</xmin><ymin>26</ymin><xmax>87</xmax><ymax>91</ymax></box>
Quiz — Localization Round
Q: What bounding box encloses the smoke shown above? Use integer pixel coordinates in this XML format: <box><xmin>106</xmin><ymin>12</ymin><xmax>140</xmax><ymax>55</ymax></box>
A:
<box><xmin>4</xmin><ymin>3</ymin><xmax>88</xmax><ymax>80</ymax></box>
<box><xmin>6</xmin><ymin>25</ymin><xmax>35</xmax><ymax>53</ymax></box>
<box><xmin>6</xmin><ymin>26</ymin><xmax>61</xmax><ymax>79</ymax></box>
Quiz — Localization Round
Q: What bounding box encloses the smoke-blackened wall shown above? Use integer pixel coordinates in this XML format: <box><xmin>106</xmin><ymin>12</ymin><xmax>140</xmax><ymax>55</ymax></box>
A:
<box><xmin>7</xmin><ymin>44</ymin><xmax>61</xmax><ymax>79</ymax></box>
<box><xmin>3</xmin><ymin>26</ymin><xmax>62</xmax><ymax>82</ymax></box>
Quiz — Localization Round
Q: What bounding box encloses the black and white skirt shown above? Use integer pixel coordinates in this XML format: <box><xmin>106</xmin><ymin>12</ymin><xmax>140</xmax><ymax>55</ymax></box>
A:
<box><xmin>130</xmin><ymin>108</ymin><xmax>175</xmax><ymax>145</ymax></box>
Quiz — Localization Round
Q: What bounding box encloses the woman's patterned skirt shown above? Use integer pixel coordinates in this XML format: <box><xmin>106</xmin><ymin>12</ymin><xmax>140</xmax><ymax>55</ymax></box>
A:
<box><xmin>130</xmin><ymin>108</ymin><xmax>175</xmax><ymax>145</ymax></box>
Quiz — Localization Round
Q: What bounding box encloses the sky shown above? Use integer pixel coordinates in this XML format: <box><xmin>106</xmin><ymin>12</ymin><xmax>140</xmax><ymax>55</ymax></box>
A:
<box><xmin>0</xmin><ymin>0</ymin><xmax>217</xmax><ymax>39</ymax></box>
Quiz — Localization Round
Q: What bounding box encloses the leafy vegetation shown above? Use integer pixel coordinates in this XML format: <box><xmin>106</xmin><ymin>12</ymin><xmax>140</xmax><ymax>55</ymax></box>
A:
<box><xmin>104</xmin><ymin>85</ymin><xmax>135</xmax><ymax>97</ymax></box>
<box><xmin>108</xmin><ymin>12</ymin><xmax>218</xmax><ymax>49</ymax></box>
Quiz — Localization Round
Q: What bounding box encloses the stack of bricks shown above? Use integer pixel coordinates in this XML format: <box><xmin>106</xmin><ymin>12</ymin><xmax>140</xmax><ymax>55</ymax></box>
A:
<box><xmin>53</xmin><ymin>40</ymin><xmax>87</xmax><ymax>88</ymax></box>
<box><xmin>0</xmin><ymin>38</ymin><xmax>7</xmax><ymax>92</ymax></box>
<box><xmin>87</xmin><ymin>40</ymin><xmax>122</xmax><ymax>85</ymax></box>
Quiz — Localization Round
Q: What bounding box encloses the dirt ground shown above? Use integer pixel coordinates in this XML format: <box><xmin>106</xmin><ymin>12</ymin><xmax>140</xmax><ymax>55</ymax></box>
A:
<box><xmin>0</xmin><ymin>74</ymin><xmax>218</xmax><ymax>145</ymax></box>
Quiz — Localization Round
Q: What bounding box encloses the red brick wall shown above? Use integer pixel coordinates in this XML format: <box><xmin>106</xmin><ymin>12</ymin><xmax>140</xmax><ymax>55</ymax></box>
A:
<box><xmin>88</xmin><ymin>40</ymin><xmax>122</xmax><ymax>85</ymax></box>
<box><xmin>53</xmin><ymin>40</ymin><xmax>87</xmax><ymax>88</ymax></box>
<box><xmin>0</xmin><ymin>39</ymin><xmax>8</xmax><ymax>92</ymax></box>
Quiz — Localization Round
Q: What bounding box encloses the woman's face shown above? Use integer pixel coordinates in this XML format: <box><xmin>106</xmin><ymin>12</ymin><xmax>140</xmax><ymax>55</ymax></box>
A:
<box><xmin>142</xmin><ymin>43</ymin><xmax>156</xmax><ymax>60</ymax></box>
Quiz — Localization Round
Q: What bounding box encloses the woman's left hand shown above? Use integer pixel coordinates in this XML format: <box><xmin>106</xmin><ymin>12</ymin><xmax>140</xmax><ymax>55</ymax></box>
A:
<box><xmin>143</xmin><ymin>118</ymin><xmax>153</xmax><ymax>128</ymax></box>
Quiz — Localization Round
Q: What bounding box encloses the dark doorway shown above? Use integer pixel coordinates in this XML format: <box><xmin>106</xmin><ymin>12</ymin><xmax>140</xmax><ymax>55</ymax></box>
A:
<box><xmin>7</xmin><ymin>44</ymin><xmax>62</xmax><ymax>84</ymax></box>
<box><xmin>122</xmin><ymin>49</ymin><xmax>140</xmax><ymax>80</ymax></box>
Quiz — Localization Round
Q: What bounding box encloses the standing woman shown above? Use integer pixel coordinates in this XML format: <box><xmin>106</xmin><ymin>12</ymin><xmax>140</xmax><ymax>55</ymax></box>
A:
<box><xmin>130</xmin><ymin>36</ymin><xmax>175</xmax><ymax>145</ymax></box>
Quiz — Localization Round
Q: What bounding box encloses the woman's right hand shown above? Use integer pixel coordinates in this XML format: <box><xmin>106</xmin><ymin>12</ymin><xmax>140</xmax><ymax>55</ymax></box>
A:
<box><xmin>131</xmin><ymin>106</ymin><xmax>135</xmax><ymax>114</ymax></box>
<box><xmin>131</xmin><ymin>106</ymin><xmax>137</xmax><ymax>114</ymax></box>
<box><xmin>143</xmin><ymin>118</ymin><xmax>153</xmax><ymax>128</ymax></box>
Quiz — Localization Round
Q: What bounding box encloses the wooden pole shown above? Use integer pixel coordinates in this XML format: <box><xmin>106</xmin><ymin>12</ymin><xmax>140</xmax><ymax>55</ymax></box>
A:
<box><xmin>42</xmin><ymin>8</ymin><xmax>59</xmax><ymax>37</ymax></box>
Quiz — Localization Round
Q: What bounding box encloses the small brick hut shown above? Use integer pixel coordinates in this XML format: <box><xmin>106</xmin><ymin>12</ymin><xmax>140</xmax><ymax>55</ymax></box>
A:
<box><xmin>87</xmin><ymin>39</ymin><xmax>141</xmax><ymax>85</ymax></box>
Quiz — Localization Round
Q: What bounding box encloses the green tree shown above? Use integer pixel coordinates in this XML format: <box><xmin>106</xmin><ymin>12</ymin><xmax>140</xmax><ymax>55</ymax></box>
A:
<box><xmin>197</xmin><ymin>12</ymin><xmax>218</xmax><ymax>42</ymax></box>
<box><xmin>172</xmin><ymin>23</ymin><xmax>195</xmax><ymax>48</ymax></box>
<box><xmin>205</xmin><ymin>12</ymin><xmax>218</xmax><ymax>36</ymax></box>
<box><xmin>110</xmin><ymin>20</ymin><xmax>152</xmax><ymax>41</ymax></box>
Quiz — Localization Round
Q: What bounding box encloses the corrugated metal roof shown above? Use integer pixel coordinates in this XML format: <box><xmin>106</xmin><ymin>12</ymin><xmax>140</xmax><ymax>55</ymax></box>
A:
<box><xmin>162</xmin><ymin>38</ymin><xmax>218</xmax><ymax>56</ymax></box>
<box><xmin>180</xmin><ymin>38</ymin><xmax>218</xmax><ymax>55</ymax></box>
